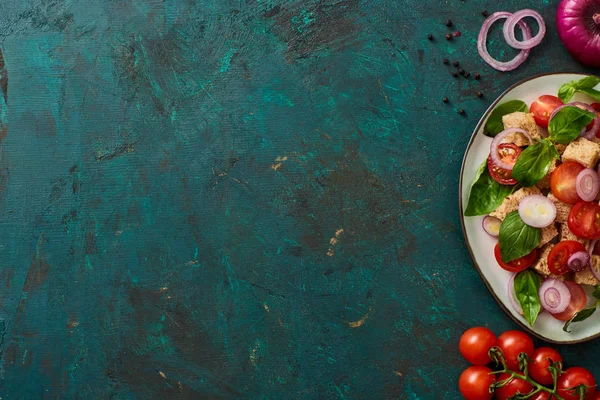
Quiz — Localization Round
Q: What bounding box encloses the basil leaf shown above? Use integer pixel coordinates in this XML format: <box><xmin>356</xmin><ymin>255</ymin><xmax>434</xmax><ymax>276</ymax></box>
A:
<box><xmin>558</xmin><ymin>83</ymin><xmax>575</xmax><ymax>103</ymax></box>
<box><xmin>563</xmin><ymin>304</ymin><xmax>598</xmax><ymax>333</ymax></box>
<box><xmin>574</xmin><ymin>76</ymin><xmax>600</xmax><ymax>89</ymax></box>
<box><xmin>578</xmin><ymin>87</ymin><xmax>600</xmax><ymax>102</ymax></box>
<box><xmin>464</xmin><ymin>162</ymin><xmax>514</xmax><ymax>216</ymax></box>
<box><xmin>548</xmin><ymin>105</ymin><xmax>596</xmax><ymax>144</ymax></box>
<box><xmin>593</xmin><ymin>285</ymin><xmax>600</xmax><ymax>300</ymax></box>
<box><xmin>512</xmin><ymin>140</ymin><xmax>559</xmax><ymax>187</ymax></box>
<box><xmin>484</xmin><ymin>100</ymin><xmax>529</xmax><ymax>137</ymax></box>
<box><xmin>498</xmin><ymin>211</ymin><xmax>541</xmax><ymax>262</ymax></box>
<box><xmin>514</xmin><ymin>270</ymin><xmax>542</xmax><ymax>326</ymax></box>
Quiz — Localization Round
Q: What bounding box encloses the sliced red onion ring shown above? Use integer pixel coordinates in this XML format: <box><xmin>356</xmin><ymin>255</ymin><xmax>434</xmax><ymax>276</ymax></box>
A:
<box><xmin>539</xmin><ymin>278</ymin><xmax>571</xmax><ymax>314</ymax></box>
<box><xmin>478</xmin><ymin>12</ymin><xmax>533</xmax><ymax>71</ymax></box>
<box><xmin>570</xmin><ymin>102</ymin><xmax>600</xmax><ymax>139</ymax></box>
<box><xmin>591</xmin><ymin>254</ymin><xmax>600</xmax><ymax>282</ymax></box>
<box><xmin>490</xmin><ymin>128</ymin><xmax>532</xmax><ymax>170</ymax></box>
<box><xmin>568</xmin><ymin>251</ymin><xmax>591</xmax><ymax>272</ymax></box>
<box><xmin>508</xmin><ymin>273</ymin><xmax>523</xmax><ymax>315</ymax></box>
<box><xmin>589</xmin><ymin>239</ymin><xmax>599</xmax><ymax>260</ymax></box>
<box><xmin>576</xmin><ymin>168</ymin><xmax>600</xmax><ymax>201</ymax></box>
<box><xmin>482</xmin><ymin>216</ymin><xmax>502</xmax><ymax>237</ymax></box>
<box><xmin>518</xmin><ymin>194</ymin><xmax>556</xmax><ymax>228</ymax></box>
<box><xmin>503</xmin><ymin>9</ymin><xmax>546</xmax><ymax>50</ymax></box>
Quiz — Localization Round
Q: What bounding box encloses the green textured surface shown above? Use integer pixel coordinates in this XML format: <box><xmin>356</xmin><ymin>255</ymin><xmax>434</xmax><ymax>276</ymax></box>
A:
<box><xmin>0</xmin><ymin>0</ymin><xmax>598</xmax><ymax>398</ymax></box>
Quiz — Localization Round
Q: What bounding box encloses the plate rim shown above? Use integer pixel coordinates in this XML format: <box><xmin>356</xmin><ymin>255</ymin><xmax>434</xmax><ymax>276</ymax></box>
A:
<box><xmin>458</xmin><ymin>71</ymin><xmax>600</xmax><ymax>345</ymax></box>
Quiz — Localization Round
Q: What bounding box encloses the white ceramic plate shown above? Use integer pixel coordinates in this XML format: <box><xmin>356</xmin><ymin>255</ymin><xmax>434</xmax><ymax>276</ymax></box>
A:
<box><xmin>459</xmin><ymin>72</ymin><xmax>600</xmax><ymax>344</ymax></box>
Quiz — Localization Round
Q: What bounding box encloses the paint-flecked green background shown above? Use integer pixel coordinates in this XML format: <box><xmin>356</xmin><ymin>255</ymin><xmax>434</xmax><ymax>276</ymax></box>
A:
<box><xmin>0</xmin><ymin>0</ymin><xmax>598</xmax><ymax>398</ymax></box>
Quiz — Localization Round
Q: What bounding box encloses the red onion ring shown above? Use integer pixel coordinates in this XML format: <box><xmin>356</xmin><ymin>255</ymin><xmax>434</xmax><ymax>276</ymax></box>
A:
<box><xmin>503</xmin><ymin>9</ymin><xmax>546</xmax><ymax>50</ymax></box>
<box><xmin>588</xmin><ymin>239</ymin><xmax>598</xmax><ymax>260</ymax></box>
<box><xmin>490</xmin><ymin>128</ymin><xmax>532</xmax><ymax>170</ymax></box>
<box><xmin>591</xmin><ymin>254</ymin><xmax>600</xmax><ymax>282</ymax></box>
<box><xmin>576</xmin><ymin>168</ymin><xmax>600</xmax><ymax>201</ymax></box>
<box><xmin>568</xmin><ymin>250</ymin><xmax>591</xmax><ymax>272</ymax></box>
<box><xmin>539</xmin><ymin>278</ymin><xmax>571</xmax><ymax>313</ymax></box>
<box><xmin>508</xmin><ymin>273</ymin><xmax>523</xmax><ymax>315</ymax></box>
<box><xmin>478</xmin><ymin>12</ymin><xmax>533</xmax><ymax>71</ymax></box>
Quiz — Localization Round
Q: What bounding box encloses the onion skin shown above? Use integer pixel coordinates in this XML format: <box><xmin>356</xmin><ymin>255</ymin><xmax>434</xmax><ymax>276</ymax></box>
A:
<box><xmin>557</xmin><ymin>0</ymin><xmax>600</xmax><ymax>67</ymax></box>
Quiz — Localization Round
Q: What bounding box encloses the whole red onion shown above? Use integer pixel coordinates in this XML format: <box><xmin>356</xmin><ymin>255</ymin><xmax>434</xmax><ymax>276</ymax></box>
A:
<box><xmin>557</xmin><ymin>0</ymin><xmax>600</xmax><ymax>67</ymax></box>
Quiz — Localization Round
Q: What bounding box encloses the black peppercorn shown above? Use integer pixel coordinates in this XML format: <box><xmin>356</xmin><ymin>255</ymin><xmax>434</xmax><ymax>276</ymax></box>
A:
<box><xmin>443</xmin><ymin>97</ymin><xmax>449</xmax><ymax>103</ymax></box>
<box><xmin>443</xmin><ymin>58</ymin><xmax>449</xmax><ymax>64</ymax></box>
<box><xmin>452</xmin><ymin>72</ymin><xmax>459</xmax><ymax>77</ymax></box>
<box><xmin>458</xmin><ymin>109</ymin><xmax>465</xmax><ymax>115</ymax></box>
<box><xmin>453</xmin><ymin>61</ymin><xmax>459</xmax><ymax>67</ymax></box>
<box><xmin>428</xmin><ymin>34</ymin><xmax>434</xmax><ymax>40</ymax></box>
<box><xmin>458</xmin><ymin>68</ymin><xmax>465</xmax><ymax>75</ymax></box>
<box><xmin>445</xmin><ymin>33</ymin><xmax>452</xmax><ymax>41</ymax></box>
<box><xmin>482</xmin><ymin>10</ymin><xmax>488</xmax><ymax>17</ymax></box>
<box><xmin>477</xmin><ymin>91</ymin><xmax>483</xmax><ymax>98</ymax></box>
<box><xmin>445</xmin><ymin>20</ymin><xmax>452</xmax><ymax>27</ymax></box>
<box><xmin>463</xmin><ymin>71</ymin><xmax>470</xmax><ymax>78</ymax></box>
<box><xmin>475</xmin><ymin>73</ymin><xmax>481</xmax><ymax>80</ymax></box>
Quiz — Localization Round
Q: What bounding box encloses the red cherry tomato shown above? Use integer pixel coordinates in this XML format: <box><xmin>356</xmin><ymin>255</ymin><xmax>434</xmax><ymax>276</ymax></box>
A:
<box><xmin>494</xmin><ymin>243</ymin><xmax>537</xmax><ymax>273</ymax></box>
<box><xmin>459</xmin><ymin>327</ymin><xmax>498</xmax><ymax>365</ymax></box>
<box><xmin>531</xmin><ymin>95</ymin><xmax>564</xmax><ymax>128</ymax></box>
<box><xmin>488</xmin><ymin>143</ymin><xmax>522</xmax><ymax>186</ymax></box>
<box><xmin>550</xmin><ymin>162</ymin><xmax>586</xmax><ymax>204</ymax></box>
<box><xmin>459</xmin><ymin>366</ymin><xmax>496</xmax><ymax>400</ymax></box>
<box><xmin>568</xmin><ymin>202</ymin><xmax>600</xmax><ymax>240</ymax></box>
<box><xmin>496</xmin><ymin>330</ymin><xmax>534</xmax><ymax>371</ymax></box>
<box><xmin>495</xmin><ymin>373</ymin><xmax>534</xmax><ymax>400</ymax></box>
<box><xmin>529</xmin><ymin>347</ymin><xmax>563</xmax><ymax>385</ymax></box>
<box><xmin>589</xmin><ymin>392</ymin><xmax>600</xmax><ymax>400</ymax></box>
<box><xmin>547</xmin><ymin>241</ymin><xmax>587</xmax><ymax>275</ymax></box>
<box><xmin>529</xmin><ymin>392</ymin><xmax>554</xmax><ymax>400</ymax></box>
<box><xmin>557</xmin><ymin>367</ymin><xmax>597</xmax><ymax>400</ymax></box>
<box><xmin>551</xmin><ymin>281</ymin><xmax>588</xmax><ymax>321</ymax></box>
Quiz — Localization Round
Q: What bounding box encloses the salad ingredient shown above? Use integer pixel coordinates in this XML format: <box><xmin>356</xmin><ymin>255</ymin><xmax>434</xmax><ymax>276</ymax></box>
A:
<box><xmin>428</xmin><ymin>34</ymin><xmax>434</xmax><ymax>41</ymax></box>
<box><xmin>459</xmin><ymin>327</ymin><xmax>497</xmax><ymax>365</ymax></box>
<box><xmin>508</xmin><ymin>273</ymin><xmax>523</xmax><ymax>315</ymax></box>
<box><xmin>568</xmin><ymin>250</ymin><xmax>591</xmax><ymax>272</ymax></box>
<box><xmin>530</xmin><ymin>95</ymin><xmax>564</xmax><ymax>128</ymax></box>
<box><xmin>495</xmin><ymin>243</ymin><xmax>536</xmax><ymax>272</ymax></box>
<box><xmin>547</xmin><ymin>240</ymin><xmax>586</xmax><ymax>275</ymax></box>
<box><xmin>488</xmin><ymin>145</ymin><xmax>522</xmax><ymax>185</ymax></box>
<box><xmin>482</xmin><ymin>216</ymin><xmax>501</xmax><ymax>237</ymax></box>
<box><xmin>482</xmin><ymin>10</ymin><xmax>488</xmax><ymax>17</ymax></box>
<box><xmin>551</xmin><ymin>280</ymin><xmax>587</xmax><ymax>321</ymax></box>
<box><xmin>538</xmin><ymin>278</ymin><xmax>571</xmax><ymax>313</ymax></box>
<box><xmin>459</xmin><ymin>366</ymin><xmax>496</xmax><ymax>400</ymax></box>
<box><xmin>557</xmin><ymin>0</ymin><xmax>600</xmax><ymax>68</ymax></box>
<box><xmin>446</xmin><ymin>19</ymin><xmax>452</xmax><ymax>27</ymax></box>
<box><xmin>570</xmin><ymin>102</ymin><xmax>600</xmax><ymax>139</ymax></box>
<box><xmin>454</xmin><ymin>61</ymin><xmax>460</xmax><ymax>67</ymax></box>
<box><xmin>477</xmin><ymin>91</ymin><xmax>483</xmax><ymax>98</ymax></box>
<box><xmin>568</xmin><ymin>201</ymin><xmax>600</xmax><ymax>239</ymax></box>
<box><xmin>485</xmin><ymin>100</ymin><xmax>529</xmax><ymax>137</ymax></box>
<box><xmin>459</xmin><ymin>109</ymin><xmax>465</xmax><ymax>115</ymax></box>
<box><xmin>503</xmin><ymin>9</ymin><xmax>546</xmax><ymax>50</ymax></box>
<box><xmin>589</xmin><ymin>239</ymin><xmax>600</xmax><ymax>257</ymax></box>
<box><xmin>443</xmin><ymin>97</ymin><xmax>449</xmax><ymax>103</ymax></box>
<box><xmin>529</xmin><ymin>347</ymin><xmax>563</xmax><ymax>385</ymax></box>
<box><xmin>557</xmin><ymin>367</ymin><xmax>597</xmax><ymax>400</ymax></box>
<box><xmin>499</xmin><ymin>211</ymin><xmax>541</xmax><ymax>263</ymax></box>
<box><xmin>514</xmin><ymin>269</ymin><xmax>543</xmax><ymax>325</ymax></box>
<box><xmin>512</xmin><ymin>139</ymin><xmax>559</xmax><ymax>187</ymax></box>
<box><xmin>518</xmin><ymin>194</ymin><xmax>557</xmax><ymax>227</ymax></box>
<box><xmin>443</xmin><ymin>58</ymin><xmax>449</xmax><ymax>65</ymax></box>
<box><xmin>464</xmin><ymin>161</ymin><xmax>514</xmax><ymax>216</ymax></box>
<box><xmin>591</xmin><ymin>255</ymin><xmax>600</xmax><ymax>280</ymax></box>
<box><xmin>548</xmin><ymin>105</ymin><xmax>597</xmax><ymax>144</ymax></box>
<box><xmin>453</xmin><ymin>72</ymin><xmax>459</xmax><ymax>78</ymax></box>
<box><xmin>550</xmin><ymin>161</ymin><xmax>586</xmax><ymax>204</ymax></box>
<box><xmin>490</xmin><ymin>129</ymin><xmax>531</xmax><ymax>170</ymax></box>
<box><xmin>496</xmin><ymin>330</ymin><xmax>534</xmax><ymax>371</ymax></box>
<box><xmin>475</xmin><ymin>73</ymin><xmax>481</xmax><ymax>80</ymax></box>
<box><xmin>494</xmin><ymin>373</ymin><xmax>533</xmax><ymax>400</ymax></box>
<box><xmin>478</xmin><ymin>12</ymin><xmax>532</xmax><ymax>71</ymax></box>
<box><xmin>576</xmin><ymin>168</ymin><xmax>600</xmax><ymax>201</ymax></box>
<box><xmin>563</xmin><ymin>287</ymin><xmax>600</xmax><ymax>332</ymax></box>
<box><xmin>558</xmin><ymin>76</ymin><xmax>600</xmax><ymax>103</ymax></box>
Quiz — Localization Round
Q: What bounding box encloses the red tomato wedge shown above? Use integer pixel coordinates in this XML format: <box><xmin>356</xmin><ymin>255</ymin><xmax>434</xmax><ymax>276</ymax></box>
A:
<box><xmin>568</xmin><ymin>201</ymin><xmax>600</xmax><ymax>240</ymax></box>
<box><xmin>494</xmin><ymin>243</ymin><xmax>536</xmax><ymax>272</ymax></box>
<box><xmin>551</xmin><ymin>281</ymin><xmax>588</xmax><ymax>321</ymax></box>
<box><xmin>550</xmin><ymin>162</ymin><xmax>586</xmax><ymax>204</ymax></box>
<box><xmin>547</xmin><ymin>240</ymin><xmax>586</xmax><ymax>275</ymax></box>
<box><xmin>531</xmin><ymin>95</ymin><xmax>564</xmax><ymax>128</ymax></box>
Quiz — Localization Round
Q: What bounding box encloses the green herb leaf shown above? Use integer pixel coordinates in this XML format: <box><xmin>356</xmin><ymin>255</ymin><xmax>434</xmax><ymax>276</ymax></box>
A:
<box><xmin>484</xmin><ymin>100</ymin><xmax>529</xmax><ymax>137</ymax></box>
<box><xmin>578</xmin><ymin>87</ymin><xmax>600</xmax><ymax>102</ymax></box>
<box><xmin>558</xmin><ymin>83</ymin><xmax>576</xmax><ymax>103</ymax></box>
<box><xmin>514</xmin><ymin>270</ymin><xmax>542</xmax><ymax>326</ymax></box>
<box><xmin>593</xmin><ymin>285</ymin><xmax>600</xmax><ymax>300</ymax></box>
<box><xmin>498</xmin><ymin>211</ymin><xmax>541</xmax><ymax>262</ymax></box>
<box><xmin>512</xmin><ymin>139</ymin><xmax>558</xmax><ymax>187</ymax></box>
<box><xmin>548</xmin><ymin>105</ymin><xmax>596</xmax><ymax>144</ymax></box>
<box><xmin>563</xmin><ymin>304</ymin><xmax>598</xmax><ymax>333</ymax></box>
<box><xmin>574</xmin><ymin>76</ymin><xmax>600</xmax><ymax>89</ymax></box>
<box><xmin>464</xmin><ymin>161</ymin><xmax>514</xmax><ymax>216</ymax></box>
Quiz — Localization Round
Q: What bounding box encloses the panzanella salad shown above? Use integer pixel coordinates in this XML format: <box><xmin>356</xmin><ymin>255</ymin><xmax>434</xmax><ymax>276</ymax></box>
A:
<box><xmin>465</xmin><ymin>76</ymin><xmax>600</xmax><ymax>332</ymax></box>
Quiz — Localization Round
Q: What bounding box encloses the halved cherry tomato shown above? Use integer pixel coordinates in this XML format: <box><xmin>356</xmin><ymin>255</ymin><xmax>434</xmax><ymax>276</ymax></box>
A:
<box><xmin>488</xmin><ymin>144</ymin><xmax>522</xmax><ymax>185</ymax></box>
<box><xmin>496</xmin><ymin>330</ymin><xmax>534</xmax><ymax>371</ymax></box>
<box><xmin>494</xmin><ymin>243</ymin><xmax>536</xmax><ymax>272</ymax></box>
<box><xmin>557</xmin><ymin>367</ymin><xmax>597</xmax><ymax>400</ymax></box>
<box><xmin>547</xmin><ymin>240</ymin><xmax>586</xmax><ymax>275</ymax></box>
<box><xmin>551</xmin><ymin>281</ymin><xmax>588</xmax><ymax>321</ymax></box>
<box><xmin>531</xmin><ymin>95</ymin><xmax>564</xmax><ymax>128</ymax></box>
<box><xmin>495</xmin><ymin>373</ymin><xmax>534</xmax><ymax>400</ymax></box>
<box><xmin>529</xmin><ymin>347</ymin><xmax>563</xmax><ymax>385</ymax></box>
<box><xmin>568</xmin><ymin>201</ymin><xmax>600</xmax><ymax>240</ymax></box>
<box><xmin>550</xmin><ymin>162</ymin><xmax>586</xmax><ymax>204</ymax></box>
